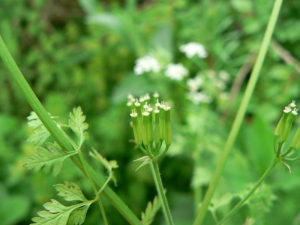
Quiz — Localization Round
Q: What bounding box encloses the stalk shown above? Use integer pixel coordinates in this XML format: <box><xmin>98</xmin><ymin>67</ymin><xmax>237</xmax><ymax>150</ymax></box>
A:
<box><xmin>193</xmin><ymin>0</ymin><xmax>284</xmax><ymax>224</ymax></box>
<box><xmin>217</xmin><ymin>159</ymin><xmax>279</xmax><ymax>225</ymax></box>
<box><xmin>0</xmin><ymin>35</ymin><xmax>142</xmax><ymax>225</ymax></box>
<box><xmin>150</xmin><ymin>161</ymin><xmax>174</xmax><ymax>225</ymax></box>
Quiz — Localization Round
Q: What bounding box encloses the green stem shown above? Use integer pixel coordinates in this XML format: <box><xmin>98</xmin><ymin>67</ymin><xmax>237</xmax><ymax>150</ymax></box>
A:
<box><xmin>193</xmin><ymin>1</ymin><xmax>283</xmax><ymax>224</ymax></box>
<box><xmin>217</xmin><ymin>159</ymin><xmax>279</xmax><ymax>225</ymax></box>
<box><xmin>0</xmin><ymin>36</ymin><xmax>142</xmax><ymax>225</ymax></box>
<box><xmin>150</xmin><ymin>161</ymin><xmax>174</xmax><ymax>225</ymax></box>
<box><xmin>194</xmin><ymin>187</ymin><xmax>202</xmax><ymax>216</ymax></box>
<box><xmin>78</xmin><ymin>151</ymin><xmax>108</xmax><ymax>225</ymax></box>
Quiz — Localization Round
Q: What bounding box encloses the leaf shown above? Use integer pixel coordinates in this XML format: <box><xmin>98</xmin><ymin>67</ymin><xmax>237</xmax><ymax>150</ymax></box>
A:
<box><xmin>133</xmin><ymin>156</ymin><xmax>151</xmax><ymax>171</ymax></box>
<box><xmin>141</xmin><ymin>196</ymin><xmax>161</xmax><ymax>225</ymax></box>
<box><xmin>89</xmin><ymin>148</ymin><xmax>118</xmax><ymax>172</ymax></box>
<box><xmin>69</xmin><ymin>107</ymin><xmax>89</xmax><ymax>147</ymax></box>
<box><xmin>27</xmin><ymin>128</ymin><xmax>51</xmax><ymax>146</ymax></box>
<box><xmin>89</xmin><ymin>148</ymin><xmax>118</xmax><ymax>186</ymax></box>
<box><xmin>67</xmin><ymin>205</ymin><xmax>90</xmax><ymax>225</ymax></box>
<box><xmin>31</xmin><ymin>199</ymin><xmax>91</xmax><ymax>225</ymax></box>
<box><xmin>27</xmin><ymin>111</ymin><xmax>58</xmax><ymax>146</ymax></box>
<box><xmin>54</xmin><ymin>182</ymin><xmax>88</xmax><ymax>202</ymax></box>
<box><xmin>24</xmin><ymin>142</ymin><xmax>77</xmax><ymax>176</ymax></box>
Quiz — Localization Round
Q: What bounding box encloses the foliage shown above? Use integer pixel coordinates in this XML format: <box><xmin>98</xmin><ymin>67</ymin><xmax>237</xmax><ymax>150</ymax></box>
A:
<box><xmin>1</xmin><ymin>0</ymin><xmax>300</xmax><ymax>224</ymax></box>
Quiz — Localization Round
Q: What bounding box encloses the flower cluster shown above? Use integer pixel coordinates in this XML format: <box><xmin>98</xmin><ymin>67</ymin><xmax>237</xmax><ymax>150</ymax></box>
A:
<box><xmin>134</xmin><ymin>55</ymin><xmax>161</xmax><ymax>75</ymax></box>
<box><xmin>275</xmin><ymin>101</ymin><xmax>299</xmax><ymax>146</ymax></box>
<box><xmin>179</xmin><ymin>42</ymin><xmax>208</xmax><ymax>58</ymax></box>
<box><xmin>127</xmin><ymin>93</ymin><xmax>172</xmax><ymax>159</ymax></box>
<box><xmin>165</xmin><ymin>63</ymin><xmax>188</xmax><ymax>80</ymax></box>
<box><xmin>273</xmin><ymin>101</ymin><xmax>300</xmax><ymax>169</ymax></box>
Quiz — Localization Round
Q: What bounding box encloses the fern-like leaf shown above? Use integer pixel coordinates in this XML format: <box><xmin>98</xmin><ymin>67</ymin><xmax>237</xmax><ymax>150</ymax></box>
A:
<box><xmin>54</xmin><ymin>181</ymin><xmax>88</xmax><ymax>202</ymax></box>
<box><xmin>89</xmin><ymin>148</ymin><xmax>118</xmax><ymax>185</ymax></box>
<box><xmin>67</xmin><ymin>205</ymin><xmax>90</xmax><ymax>225</ymax></box>
<box><xmin>31</xmin><ymin>199</ymin><xmax>91</xmax><ymax>225</ymax></box>
<box><xmin>141</xmin><ymin>196</ymin><xmax>161</xmax><ymax>225</ymax></box>
<box><xmin>69</xmin><ymin>107</ymin><xmax>89</xmax><ymax>147</ymax></box>
<box><xmin>31</xmin><ymin>182</ymin><xmax>91</xmax><ymax>225</ymax></box>
<box><xmin>24</xmin><ymin>142</ymin><xmax>77</xmax><ymax>176</ymax></box>
<box><xmin>27</xmin><ymin>112</ymin><xmax>58</xmax><ymax>146</ymax></box>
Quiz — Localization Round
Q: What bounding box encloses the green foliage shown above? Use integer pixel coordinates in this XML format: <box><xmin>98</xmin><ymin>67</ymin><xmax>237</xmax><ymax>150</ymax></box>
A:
<box><xmin>24</xmin><ymin>142</ymin><xmax>77</xmax><ymax>176</ymax></box>
<box><xmin>31</xmin><ymin>182</ymin><xmax>92</xmax><ymax>225</ymax></box>
<box><xmin>141</xmin><ymin>196</ymin><xmax>161</xmax><ymax>225</ymax></box>
<box><xmin>2</xmin><ymin>0</ymin><xmax>300</xmax><ymax>224</ymax></box>
<box><xmin>54</xmin><ymin>181</ymin><xmax>88</xmax><ymax>202</ymax></box>
<box><xmin>27</xmin><ymin>112</ymin><xmax>57</xmax><ymax>146</ymax></box>
<box><xmin>69</xmin><ymin>107</ymin><xmax>89</xmax><ymax>148</ymax></box>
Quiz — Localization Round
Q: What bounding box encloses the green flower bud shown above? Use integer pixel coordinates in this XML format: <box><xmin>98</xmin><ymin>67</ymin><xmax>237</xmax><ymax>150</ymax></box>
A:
<box><xmin>280</xmin><ymin>108</ymin><xmax>297</xmax><ymax>142</ymax></box>
<box><xmin>142</xmin><ymin>111</ymin><xmax>152</xmax><ymax>146</ymax></box>
<box><xmin>291</xmin><ymin>126</ymin><xmax>300</xmax><ymax>149</ymax></box>
<box><xmin>164</xmin><ymin>105</ymin><xmax>172</xmax><ymax>146</ymax></box>
<box><xmin>130</xmin><ymin>110</ymin><xmax>142</xmax><ymax>145</ymax></box>
<box><xmin>154</xmin><ymin>108</ymin><xmax>160</xmax><ymax>145</ymax></box>
<box><xmin>159</xmin><ymin>104</ymin><xmax>166</xmax><ymax>140</ymax></box>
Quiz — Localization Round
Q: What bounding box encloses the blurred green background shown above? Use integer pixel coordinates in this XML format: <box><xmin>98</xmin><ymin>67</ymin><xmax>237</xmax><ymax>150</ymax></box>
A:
<box><xmin>1</xmin><ymin>0</ymin><xmax>300</xmax><ymax>224</ymax></box>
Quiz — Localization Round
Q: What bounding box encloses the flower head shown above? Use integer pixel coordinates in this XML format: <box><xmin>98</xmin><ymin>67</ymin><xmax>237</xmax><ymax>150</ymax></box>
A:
<box><xmin>134</xmin><ymin>55</ymin><xmax>161</xmax><ymax>75</ymax></box>
<box><xmin>187</xmin><ymin>77</ymin><xmax>203</xmax><ymax>92</ymax></box>
<box><xmin>180</xmin><ymin>42</ymin><xmax>208</xmax><ymax>58</ymax></box>
<box><xmin>186</xmin><ymin>92</ymin><xmax>212</xmax><ymax>105</ymax></box>
<box><xmin>165</xmin><ymin>63</ymin><xmax>188</xmax><ymax>81</ymax></box>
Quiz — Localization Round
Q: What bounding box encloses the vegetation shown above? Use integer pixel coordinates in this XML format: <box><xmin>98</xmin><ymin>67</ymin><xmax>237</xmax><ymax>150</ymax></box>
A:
<box><xmin>1</xmin><ymin>0</ymin><xmax>300</xmax><ymax>224</ymax></box>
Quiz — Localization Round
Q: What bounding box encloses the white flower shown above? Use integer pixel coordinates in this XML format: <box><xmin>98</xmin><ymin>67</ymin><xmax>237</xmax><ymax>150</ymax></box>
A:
<box><xmin>187</xmin><ymin>76</ymin><xmax>203</xmax><ymax>92</ymax></box>
<box><xmin>165</xmin><ymin>63</ymin><xmax>188</xmax><ymax>81</ymax></box>
<box><xmin>180</xmin><ymin>42</ymin><xmax>208</xmax><ymax>58</ymax></box>
<box><xmin>186</xmin><ymin>92</ymin><xmax>212</xmax><ymax>105</ymax></box>
<box><xmin>134</xmin><ymin>55</ymin><xmax>161</xmax><ymax>75</ymax></box>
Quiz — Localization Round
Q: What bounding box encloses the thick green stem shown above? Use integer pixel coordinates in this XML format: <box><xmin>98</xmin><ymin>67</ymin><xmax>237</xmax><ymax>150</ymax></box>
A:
<box><xmin>150</xmin><ymin>161</ymin><xmax>174</xmax><ymax>225</ymax></box>
<box><xmin>217</xmin><ymin>159</ymin><xmax>279</xmax><ymax>225</ymax></box>
<box><xmin>193</xmin><ymin>1</ymin><xmax>283</xmax><ymax>224</ymax></box>
<box><xmin>0</xmin><ymin>36</ymin><xmax>142</xmax><ymax>225</ymax></box>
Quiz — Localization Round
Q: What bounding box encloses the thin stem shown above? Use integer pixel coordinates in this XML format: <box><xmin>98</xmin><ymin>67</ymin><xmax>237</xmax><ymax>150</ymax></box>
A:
<box><xmin>193</xmin><ymin>1</ymin><xmax>284</xmax><ymax>224</ymax></box>
<box><xmin>0</xmin><ymin>35</ymin><xmax>142</xmax><ymax>225</ymax></box>
<box><xmin>217</xmin><ymin>159</ymin><xmax>279</xmax><ymax>225</ymax></box>
<box><xmin>78</xmin><ymin>151</ymin><xmax>108</xmax><ymax>225</ymax></box>
<box><xmin>150</xmin><ymin>161</ymin><xmax>174</xmax><ymax>225</ymax></box>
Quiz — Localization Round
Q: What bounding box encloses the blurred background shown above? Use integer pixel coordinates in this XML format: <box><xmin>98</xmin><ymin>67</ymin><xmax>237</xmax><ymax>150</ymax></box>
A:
<box><xmin>1</xmin><ymin>0</ymin><xmax>300</xmax><ymax>224</ymax></box>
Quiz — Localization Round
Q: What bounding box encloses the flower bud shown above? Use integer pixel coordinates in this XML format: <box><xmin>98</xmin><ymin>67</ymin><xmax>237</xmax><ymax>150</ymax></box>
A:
<box><xmin>291</xmin><ymin>126</ymin><xmax>300</xmax><ymax>149</ymax></box>
<box><xmin>130</xmin><ymin>110</ymin><xmax>142</xmax><ymax>145</ymax></box>
<box><xmin>164</xmin><ymin>105</ymin><xmax>172</xmax><ymax>146</ymax></box>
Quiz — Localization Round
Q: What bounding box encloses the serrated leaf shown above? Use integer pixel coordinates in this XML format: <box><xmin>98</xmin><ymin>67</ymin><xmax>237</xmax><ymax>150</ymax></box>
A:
<box><xmin>141</xmin><ymin>196</ymin><xmax>161</xmax><ymax>225</ymax></box>
<box><xmin>67</xmin><ymin>205</ymin><xmax>90</xmax><ymax>225</ymax></box>
<box><xmin>27</xmin><ymin>112</ymin><xmax>58</xmax><ymax>146</ymax></box>
<box><xmin>54</xmin><ymin>182</ymin><xmax>87</xmax><ymax>202</ymax></box>
<box><xmin>69</xmin><ymin>107</ymin><xmax>89</xmax><ymax>147</ymax></box>
<box><xmin>89</xmin><ymin>148</ymin><xmax>118</xmax><ymax>172</ymax></box>
<box><xmin>89</xmin><ymin>148</ymin><xmax>118</xmax><ymax>186</ymax></box>
<box><xmin>24</xmin><ymin>142</ymin><xmax>77</xmax><ymax>176</ymax></box>
<box><xmin>133</xmin><ymin>156</ymin><xmax>151</xmax><ymax>171</ymax></box>
<box><xmin>31</xmin><ymin>199</ymin><xmax>91</xmax><ymax>225</ymax></box>
<box><xmin>27</xmin><ymin>128</ymin><xmax>51</xmax><ymax>146</ymax></box>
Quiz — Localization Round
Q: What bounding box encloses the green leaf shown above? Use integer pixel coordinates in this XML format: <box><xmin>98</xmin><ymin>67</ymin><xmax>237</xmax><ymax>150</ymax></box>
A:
<box><xmin>31</xmin><ymin>199</ymin><xmax>91</xmax><ymax>225</ymax></box>
<box><xmin>89</xmin><ymin>148</ymin><xmax>118</xmax><ymax>186</ymax></box>
<box><xmin>24</xmin><ymin>142</ymin><xmax>77</xmax><ymax>176</ymax></box>
<box><xmin>54</xmin><ymin>181</ymin><xmax>88</xmax><ymax>202</ymax></box>
<box><xmin>69</xmin><ymin>107</ymin><xmax>89</xmax><ymax>147</ymax></box>
<box><xmin>141</xmin><ymin>196</ymin><xmax>161</xmax><ymax>225</ymax></box>
<box><xmin>89</xmin><ymin>148</ymin><xmax>118</xmax><ymax>172</ymax></box>
<box><xmin>27</xmin><ymin>111</ymin><xmax>58</xmax><ymax>146</ymax></box>
<box><xmin>133</xmin><ymin>156</ymin><xmax>151</xmax><ymax>171</ymax></box>
<box><xmin>27</xmin><ymin>128</ymin><xmax>51</xmax><ymax>146</ymax></box>
<box><xmin>67</xmin><ymin>205</ymin><xmax>90</xmax><ymax>225</ymax></box>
